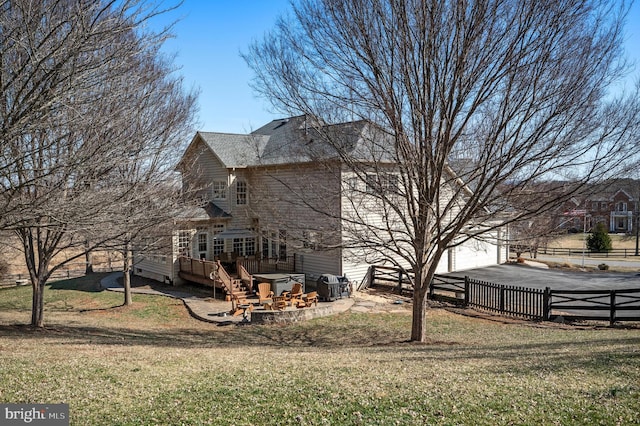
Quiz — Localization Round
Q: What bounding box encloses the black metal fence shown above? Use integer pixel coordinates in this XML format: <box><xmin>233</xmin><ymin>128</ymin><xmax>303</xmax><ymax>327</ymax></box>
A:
<box><xmin>368</xmin><ymin>265</ymin><xmax>640</xmax><ymax>324</ymax></box>
<box><xmin>466</xmin><ymin>279</ymin><xmax>549</xmax><ymax>321</ymax></box>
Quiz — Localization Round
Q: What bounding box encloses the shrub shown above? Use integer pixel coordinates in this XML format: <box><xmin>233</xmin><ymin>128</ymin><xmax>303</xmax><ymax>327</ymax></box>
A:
<box><xmin>598</xmin><ymin>263</ymin><xmax>609</xmax><ymax>270</ymax></box>
<box><xmin>586</xmin><ymin>223</ymin><xmax>612</xmax><ymax>253</ymax></box>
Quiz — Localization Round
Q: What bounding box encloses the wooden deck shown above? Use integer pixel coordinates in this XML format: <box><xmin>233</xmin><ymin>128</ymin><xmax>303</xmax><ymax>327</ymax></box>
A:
<box><xmin>178</xmin><ymin>256</ymin><xmax>298</xmax><ymax>298</ymax></box>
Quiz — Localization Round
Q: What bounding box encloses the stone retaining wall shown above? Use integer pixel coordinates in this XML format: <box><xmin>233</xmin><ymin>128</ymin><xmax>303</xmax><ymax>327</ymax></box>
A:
<box><xmin>251</xmin><ymin>304</ymin><xmax>334</xmax><ymax>324</ymax></box>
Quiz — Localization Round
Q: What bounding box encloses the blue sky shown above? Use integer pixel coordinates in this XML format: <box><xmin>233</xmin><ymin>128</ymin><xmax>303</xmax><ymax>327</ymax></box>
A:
<box><xmin>156</xmin><ymin>1</ymin><xmax>640</xmax><ymax>134</ymax></box>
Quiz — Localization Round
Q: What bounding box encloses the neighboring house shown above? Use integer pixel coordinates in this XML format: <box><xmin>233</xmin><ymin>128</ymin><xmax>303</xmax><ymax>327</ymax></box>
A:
<box><xmin>133</xmin><ymin>116</ymin><xmax>507</xmax><ymax>287</ymax></box>
<box><xmin>587</xmin><ymin>189</ymin><xmax>637</xmax><ymax>233</ymax></box>
<box><xmin>559</xmin><ymin>185</ymin><xmax>638</xmax><ymax>234</ymax></box>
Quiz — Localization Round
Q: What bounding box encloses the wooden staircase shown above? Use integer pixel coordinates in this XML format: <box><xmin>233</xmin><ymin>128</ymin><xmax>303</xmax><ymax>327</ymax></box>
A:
<box><xmin>214</xmin><ymin>260</ymin><xmax>251</xmax><ymax>301</ymax></box>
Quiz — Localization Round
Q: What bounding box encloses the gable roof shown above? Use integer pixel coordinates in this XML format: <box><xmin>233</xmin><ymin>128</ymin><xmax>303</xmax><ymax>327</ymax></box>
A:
<box><xmin>196</xmin><ymin>132</ymin><xmax>269</xmax><ymax>168</ymax></box>
<box><xmin>179</xmin><ymin>115</ymin><xmax>394</xmax><ymax>170</ymax></box>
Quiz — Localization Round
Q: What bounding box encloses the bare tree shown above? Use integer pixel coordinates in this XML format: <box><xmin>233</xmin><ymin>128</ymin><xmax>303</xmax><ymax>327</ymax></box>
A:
<box><xmin>246</xmin><ymin>0</ymin><xmax>640</xmax><ymax>342</ymax></box>
<box><xmin>98</xmin><ymin>45</ymin><xmax>197</xmax><ymax>306</ymax></box>
<box><xmin>0</xmin><ymin>0</ymin><xmax>196</xmax><ymax>327</ymax></box>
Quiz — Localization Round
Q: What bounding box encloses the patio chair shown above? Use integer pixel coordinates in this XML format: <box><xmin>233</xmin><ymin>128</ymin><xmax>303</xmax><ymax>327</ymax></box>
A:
<box><xmin>302</xmin><ymin>291</ymin><xmax>318</xmax><ymax>307</ymax></box>
<box><xmin>230</xmin><ymin>293</ymin><xmax>254</xmax><ymax>318</ymax></box>
<box><xmin>286</xmin><ymin>282</ymin><xmax>304</xmax><ymax>306</ymax></box>
<box><xmin>272</xmin><ymin>295</ymin><xmax>288</xmax><ymax>311</ymax></box>
<box><xmin>257</xmin><ymin>282</ymin><xmax>274</xmax><ymax>310</ymax></box>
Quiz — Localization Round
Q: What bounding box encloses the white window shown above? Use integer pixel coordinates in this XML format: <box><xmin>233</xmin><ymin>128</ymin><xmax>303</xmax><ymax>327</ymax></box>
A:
<box><xmin>211</xmin><ymin>181</ymin><xmax>227</xmax><ymax>200</ymax></box>
<box><xmin>236</xmin><ymin>180</ymin><xmax>247</xmax><ymax>205</ymax></box>
<box><xmin>212</xmin><ymin>224</ymin><xmax>225</xmax><ymax>255</ymax></box>
<box><xmin>365</xmin><ymin>174</ymin><xmax>377</xmax><ymax>193</ymax></box>
<box><xmin>178</xmin><ymin>231</ymin><xmax>191</xmax><ymax>257</ymax></box>
<box><xmin>278</xmin><ymin>230</ymin><xmax>287</xmax><ymax>259</ymax></box>
<box><xmin>346</xmin><ymin>177</ymin><xmax>360</xmax><ymax>192</ymax></box>
<box><xmin>365</xmin><ymin>173</ymin><xmax>399</xmax><ymax>194</ymax></box>
<box><xmin>591</xmin><ymin>202</ymin><xmax>598</xmax><ymax>210</ymax></box>
<box><xmin>233</xmin><ymin>238</ymin><xmax>243</xmax><ymax>254</ymax></box>
<box><xmin>601</xmin><ymin>202</ymin><xmax>608</xmax><ymax>210</ymax></box>
<box><xmin>261</xmin><ymin>230</ymin><xmax>289</xmax><ymax>258</ymax></box>
<box><xmin>270</xmin><ymin>231</ymin><xmax>277</xmax><ymax>258</ymax></box>
<box><xmin>228</xmin><ymin>237</ymin><xmax>255</xmax><ymax>256</ymax></box>
<box><xmin>617</xmin><ymin>202</ymin><xmax>627</xmax><ymax>212</ymax></box>
<box><xmin>303</xmin><ymin>230</ymin><xmax>322</xmax><ymax>250</ymax></box>
<box><xmin>262</xmin><ymin>234</ymin><xmax>269</xmax><ymax>259</ymax></box>
<box><xmin>245</xmin><ymin>237</ymin><xmax>256</xmax><ymax>256</ymax></box>
<box><xmin>381</xmin><ymin>173</ymin><xmax>399</xmax><ymax>193</ymax></box>
<box><xmin>197</xmin><ymin>233</ymin><xmax>208</xmax><ymax>259</ymax></box>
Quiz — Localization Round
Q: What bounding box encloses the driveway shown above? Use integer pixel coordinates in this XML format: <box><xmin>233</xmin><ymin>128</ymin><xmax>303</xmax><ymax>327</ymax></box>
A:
<box><xmin>449</xmin><ymin>264</ymin><xmax>640</xmax><ymax>291</ymax></box>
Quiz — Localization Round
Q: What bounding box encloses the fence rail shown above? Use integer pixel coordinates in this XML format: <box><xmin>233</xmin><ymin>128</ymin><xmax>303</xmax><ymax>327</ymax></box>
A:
<box><xmin>511</xmin><ymin>246</ymin><xmax>640</xmax><ymax>258</ymax></box>
<box><xmin>0</xmin><ymin>265</ymin><xmax>121</xmax><ymax>288</ymax></box>
<box><xmin>548</xmin><ymin>289</ymin><xmax>640</xmax><ymax>324</ymax></box>
<box><xmin>366</xmin><ymin>265</ymin><xmax>414</xmax><ymax>293</ymax></box>
<box><xmin>367</xmin><ymin>265</ymin><xmax>640</xmax><ymax>324</ymax></box>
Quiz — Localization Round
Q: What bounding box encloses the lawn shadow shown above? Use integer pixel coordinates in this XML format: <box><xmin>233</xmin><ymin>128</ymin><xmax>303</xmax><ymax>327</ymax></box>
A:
<box><xmin>48</xmin><ymin>273</ymin><xmax>112</xmax><ymax>293</ymax></box>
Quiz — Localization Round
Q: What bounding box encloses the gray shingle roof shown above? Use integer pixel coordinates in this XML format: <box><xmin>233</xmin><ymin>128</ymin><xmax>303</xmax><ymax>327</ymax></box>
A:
<box><xmin>192</xmin><ymin>115</ymin><xmax>394</xmax><ymax>168</ymax></box>
<box><xmin>197</xmin><ymin>132</ymin><xmax>268</xmax><ymax>168</ymax></box>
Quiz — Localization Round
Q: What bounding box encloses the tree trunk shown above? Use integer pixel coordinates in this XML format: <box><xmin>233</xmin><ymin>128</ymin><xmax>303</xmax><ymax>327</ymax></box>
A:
<box><xmin>410</xmin><ymin>286</ymin><xmax>429</xmax><ymax>342</ymax></box>
<box><xmin>85</xmin><ymin>239</ymin><xmax>94</xmax><ymax>274</ymax></box>
<box><xmin>122</xmin><ymin>241</ymin><xmax>132</xmax><ymax>306</ymax></box>
<box><xmin>31</xmin><ymin>281</ymin><xmax>45</xmax><ymax>328</ymax></box>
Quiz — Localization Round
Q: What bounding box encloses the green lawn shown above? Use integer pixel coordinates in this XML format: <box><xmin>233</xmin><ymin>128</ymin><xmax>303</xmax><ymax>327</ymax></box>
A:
<box><xmin>0</xmin><ymin>275</ymin><xmax>639</xmax><ymax>425</ymax></box>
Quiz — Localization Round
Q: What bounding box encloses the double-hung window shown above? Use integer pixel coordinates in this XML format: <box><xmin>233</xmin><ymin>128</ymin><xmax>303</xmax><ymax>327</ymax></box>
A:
<box><xmin>236</xmin><ymin>181</ymin><xmax>247</xmax><ymax>205</ymax></box>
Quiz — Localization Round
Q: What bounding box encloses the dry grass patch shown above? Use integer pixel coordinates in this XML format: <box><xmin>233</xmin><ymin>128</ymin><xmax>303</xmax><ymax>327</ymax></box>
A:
<box><xmin>0</xmin><ymin>275</ymin><xmax>639</xmax><ymax>425</ymax></box>
<box><xmin>549</xmin><ymin>233</ymin><xmax>637</xmax><ymax>250</ymax></box>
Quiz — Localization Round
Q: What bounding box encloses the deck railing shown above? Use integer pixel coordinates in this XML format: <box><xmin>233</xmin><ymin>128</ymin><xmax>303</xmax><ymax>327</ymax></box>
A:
<box><xmin>178</xmin><ymin>256</ymin><xmax>297</xmax><ymax>281</ymax></box>
<box><xmin>238</xmin><ymin>256</ymin><xmax>296</xmax><ymax>274</ymax></box>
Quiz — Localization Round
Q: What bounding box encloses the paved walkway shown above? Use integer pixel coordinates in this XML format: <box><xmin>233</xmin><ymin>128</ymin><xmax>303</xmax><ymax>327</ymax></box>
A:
<box><xmin>100</xmin><ymin>273</ymin><xmax>409</xmax><ymax>325</ymax></box>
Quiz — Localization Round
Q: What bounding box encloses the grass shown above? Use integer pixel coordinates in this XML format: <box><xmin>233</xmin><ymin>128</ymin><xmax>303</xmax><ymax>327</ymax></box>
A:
<box><xmin>1</xmin><ymin>275</ymin><xmax>639</xmax><ymax>425</ymax></box>
<box><xmin>549</xmin><ymin>233</ymin><xmax>637</xmax><ymax>250</ymax></box>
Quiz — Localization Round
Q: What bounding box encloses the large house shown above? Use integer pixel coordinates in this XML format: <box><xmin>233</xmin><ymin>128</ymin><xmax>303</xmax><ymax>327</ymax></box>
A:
<box><xmin>559</xmin><ymin>182</ymin><xmax>638</xmax><ymax>234</ymax></box>
<box><xmin>133</xmin><ymin>116</ymin><xmax>507</xmax><ymax>288</ymax></box>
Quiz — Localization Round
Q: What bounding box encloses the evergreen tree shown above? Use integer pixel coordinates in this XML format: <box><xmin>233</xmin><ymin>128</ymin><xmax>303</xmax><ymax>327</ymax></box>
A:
<box><xmin>587</xmin><ymin>223</ymin><xmax>613</xmax><ymax>253</ymax></box>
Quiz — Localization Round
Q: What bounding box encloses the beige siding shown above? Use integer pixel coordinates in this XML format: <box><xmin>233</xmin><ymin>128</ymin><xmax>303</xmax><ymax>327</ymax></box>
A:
<box><xmin>341</xmin><ymin>257</ymin><xmax>372</xmax><ymax>288</ymax></box>
<box><xmin>226</xmin><ymin>170</ymin><xmax>254</xmax><ymax>230</ymax></box>
<box><xmin>451</xmin><ymin>236</ymin><xmax>501</xmax><ymax>272</ymax></box>
<box><xmin>249</xmin><ymin>164</ymin><xmax>342</xmax><ymax>260</ymax></box>
<box><xmin>249</xmin><ymin>165</ymin><xmax>341</xmax><ymax>227</ymax></box>
<box><xmin>298</xmin><ymin>251</ymin><xmax>342</xmax><ymax>283</ymax></box>
<box><xmin>182</xmin><ymin>138</ymin><xmax>232</xmax><ymax>213</ymax></box>
<box><xmin>133</xmin><ymin>248</ymin><xmax>175</xmax><ymax>284</ymax></box>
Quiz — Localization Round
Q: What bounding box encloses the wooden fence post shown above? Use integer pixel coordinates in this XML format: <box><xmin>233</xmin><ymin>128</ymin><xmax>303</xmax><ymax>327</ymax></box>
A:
<box><xmin>543</xmin><ymin>287</ymin><xmax>551</xmax><ymax>321</ymax></box>
<box><xmin>610</xmin><ymin>290</ymin><xmax>616</xmax><ymax>326</ymax></box>
<box><xmin>428</xmin><ymin>273</ymin><xmax>434</xmax><ymax>299</ymax></box>
<box><xmin>397</xmin><ymin>270</ymin><xmax>403</xmax><ymax>294</ymax></box>
<box><xmin>369</xmin><ymin>266</ymin><xmax>375</xmax><ymax>289</ymax></box>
